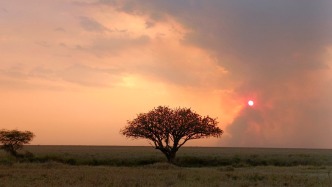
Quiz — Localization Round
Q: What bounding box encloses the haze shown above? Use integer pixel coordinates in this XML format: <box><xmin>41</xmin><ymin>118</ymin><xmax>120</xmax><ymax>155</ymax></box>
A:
<box><xmin>1</xmin><ymin>0</ymin><xmax>331</xmax><ymax>148</ymax></box>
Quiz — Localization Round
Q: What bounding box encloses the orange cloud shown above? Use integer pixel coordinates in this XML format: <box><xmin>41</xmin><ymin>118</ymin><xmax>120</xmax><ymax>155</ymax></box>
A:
<box><xmin>2</xmin><ymin>0</ymin><xmax>331</xmax><ymax>148</ymax></box>
<box><xmin>0</xmin><ymin>1</ymin><xmax>233</xmax><ymax>146</ymax></box>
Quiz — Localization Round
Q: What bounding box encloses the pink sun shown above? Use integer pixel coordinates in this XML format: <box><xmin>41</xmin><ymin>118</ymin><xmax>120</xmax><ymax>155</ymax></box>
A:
<box><xmin>248</xmin><ymin>100</ymin><xmax>254</xmax><ymax>106</ymax></box>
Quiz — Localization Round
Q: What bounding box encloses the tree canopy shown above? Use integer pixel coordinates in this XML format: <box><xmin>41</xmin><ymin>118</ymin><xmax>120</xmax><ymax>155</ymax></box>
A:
<box><xmin>0</xmin><ymin>129</ymin><xmax>35</xmax><ymax>157</ymax></box>
<box><xmin>121</xmin><ymin>106</ymin><xmax>223</xmax><ymax>162</ymax></box>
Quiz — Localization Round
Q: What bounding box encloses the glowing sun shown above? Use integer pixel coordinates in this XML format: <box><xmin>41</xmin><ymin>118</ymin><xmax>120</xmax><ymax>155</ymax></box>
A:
<box><xmin>248</xmin><ymin>100</ymin><xmax>254</xmax><ymax>106</ymax></box>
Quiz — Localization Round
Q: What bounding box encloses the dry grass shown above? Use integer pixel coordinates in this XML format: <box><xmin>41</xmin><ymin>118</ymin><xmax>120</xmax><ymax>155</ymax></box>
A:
<box><xmin>1</xmin><ymin>146</ymin><xmax>332</xmax><ymax>186</ymax></box>
<box><xmin>0</xmin><ymin>163</ymin><xmax>331</xmax><ymax>186</ymax></box>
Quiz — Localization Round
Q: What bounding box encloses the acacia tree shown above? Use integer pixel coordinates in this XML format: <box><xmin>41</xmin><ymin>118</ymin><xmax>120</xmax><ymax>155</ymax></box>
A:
<box><xmin>0</xmin><ymin>129</ymin><xmax>35</xmax><ymax>157</ymax></box>
<box><xmin>121</xmin><ymin>106</ymin><xmax>223</xmax><ymax>163</ymax></box>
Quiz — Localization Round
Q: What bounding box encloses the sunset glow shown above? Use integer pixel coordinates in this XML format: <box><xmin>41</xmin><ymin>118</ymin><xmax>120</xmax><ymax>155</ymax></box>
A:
<box><xmin>1</xmin><ymin>0</ymin><xmax>332</xmax><ymax>148</ymax></box>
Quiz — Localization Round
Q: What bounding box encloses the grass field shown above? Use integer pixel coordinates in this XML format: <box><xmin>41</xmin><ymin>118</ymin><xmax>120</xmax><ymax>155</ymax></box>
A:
<box><xmin>1</xmin><ymin>146</ymin><xmax>332</xmax><ymax>186</ymax></box>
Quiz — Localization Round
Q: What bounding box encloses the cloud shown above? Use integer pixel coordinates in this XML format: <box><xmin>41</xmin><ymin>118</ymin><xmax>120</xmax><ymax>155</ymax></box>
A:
<box><xmin>79</xmin><ymin>16</ymin><xmax>110</xmax><ymax>32</ymax></box>
<box><xmin>0</xmin><ymin>64</ymin><xmax>29</xmax><ymax>79</ymax></box>
<box><xmin>2</xmin><ymin>0</ymin><xmax>332</xmax><ymax>147</ymax></box>
<box><xmin>54</xmin><ymin>27</ymin><xmax>66</xmax><ymax>32</ymax></box>
<box><xmin>78</xmin><ymin>35</ymin><xmax>150</xmax><ymax>56</ymax></box>
<box><xmin>99</xmin><ymin>0</ymin><xmax>332</xmax><ymax>148</ymax></box>
<box><xmin>197</xmin><ymin>1</ymin><xmax>332</xmax><ymax>148</ymax></box>
<box><xmin>58</xmin><ymin>64</ymin><xmax>121</xmax><ymax>87</ymax></box>
<box><xmin>1</xmin><ymin>8</ymin><xmax>7</xmax><ymax>13</ymax></box>
<box><xmin>62</xmin><ymin>4</ymin><xmax>226</xmax><ymax>88</ymax></box>
<box><xmin>0</xmin><ymin>63</ymin><xmax>123</xmax><ymax>88</ymax></box>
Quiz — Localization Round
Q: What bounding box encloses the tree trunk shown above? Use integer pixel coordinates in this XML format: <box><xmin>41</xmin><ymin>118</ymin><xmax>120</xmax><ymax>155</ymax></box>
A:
<box><xmin>2</xmin><ymin>145</ymin><xmax>18</xmax><ymax>157</ymax></box>
<box><xmin>157</xmin><ymin>147</ymin><xmax>177</xmax><ymax>164</ymax></box>
<box><xmin>9</xmin><ymin>149</ymin><xmax>18</xmax><ymax>157</ymax></box>
<box><xmin>166</xmin><ymin>151</ymin><xmax>176</xmax><ymax>163</ymax></box>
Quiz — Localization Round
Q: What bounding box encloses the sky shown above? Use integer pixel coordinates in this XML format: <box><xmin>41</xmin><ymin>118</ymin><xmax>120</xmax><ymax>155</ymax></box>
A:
<box><xmin>1</xmin><ymin>0</ymin><xmax>332</xmax><ymax>148</ymax></box>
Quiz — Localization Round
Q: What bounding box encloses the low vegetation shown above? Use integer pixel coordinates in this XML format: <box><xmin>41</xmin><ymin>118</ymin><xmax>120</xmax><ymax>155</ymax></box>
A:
<box><xmin>1</xmin><ymin>146</ymin><xmax>332</xmax><ymax>186</ymax></box>
<box><xmin>1</xmin><ymin>163</ymin><xmax>331</xmax><ymax>186</ymax></box>
<box><xmin>1</xmin><ymin>146</ymin><xmax>332</xmax><ymax>167</ymax></box>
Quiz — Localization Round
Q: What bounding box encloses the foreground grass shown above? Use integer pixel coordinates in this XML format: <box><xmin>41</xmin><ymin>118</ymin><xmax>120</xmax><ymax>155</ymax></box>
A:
<box><xmin>0</xmin><ymin>162</ymin><xmax>331</xmax><ymax>186</ymax></box>
<box><xmin>1</xmin><ymin>146</ymin><xmax>332</xmax><ymax>186</ymax></box>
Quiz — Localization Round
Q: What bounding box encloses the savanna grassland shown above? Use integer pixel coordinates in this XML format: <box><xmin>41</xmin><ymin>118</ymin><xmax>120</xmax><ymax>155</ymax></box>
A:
<box><xmin>1</xmin><ymin>146</ymin><xmax>332</xmax><ymax>186</ymax></box>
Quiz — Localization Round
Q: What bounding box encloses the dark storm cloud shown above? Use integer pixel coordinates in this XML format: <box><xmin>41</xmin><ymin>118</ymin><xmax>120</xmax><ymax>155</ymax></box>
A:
<box><xmin>99</xmin><ymin>0</ymin><xmax>332</xmax><ymax>148</ymax></box>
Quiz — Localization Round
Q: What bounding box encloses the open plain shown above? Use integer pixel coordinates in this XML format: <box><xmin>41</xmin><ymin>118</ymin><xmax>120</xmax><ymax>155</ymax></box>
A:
<box><xmin>1</xmin><ymin>146</ymin><xmax>332</xmax><ymax>186</ymax></box>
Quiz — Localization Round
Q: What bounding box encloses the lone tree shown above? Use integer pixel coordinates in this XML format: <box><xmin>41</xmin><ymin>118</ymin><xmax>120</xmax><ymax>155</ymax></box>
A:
<box><xmin>0</xmin><ymin>129</ymin><xmax>35</xmax><ymax>157</ymax></box>
<box><xmin>121</xmin><ymin>106</ymin><xmax>223</xmax><ymax>163</ymax></box>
